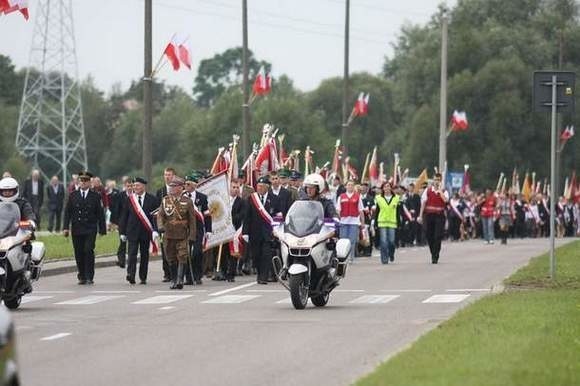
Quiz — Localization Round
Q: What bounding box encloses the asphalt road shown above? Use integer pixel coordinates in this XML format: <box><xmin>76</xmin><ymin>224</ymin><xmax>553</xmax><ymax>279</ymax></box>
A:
<box><xmin>11</xmin><ymin>238</ymin><xmax>572</xmax><ymax>386</ymax></box>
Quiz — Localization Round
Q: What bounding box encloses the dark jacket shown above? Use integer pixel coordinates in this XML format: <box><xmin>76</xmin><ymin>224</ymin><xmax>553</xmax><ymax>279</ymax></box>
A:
<box><xmin>63</xmin><ymin>189</ymin><xmax>106</xmax><ymax>236</ymax></box>
<box><xmin>243</xmin><ymin>192</ymin><xmax>281</xmax><ymax>242</ymax></box>
<box><xmin>186</xmin><ymin>191</ymin><xmax>212</xmax><ymax>236</ymax></box>
<box><xmin>14</xmin><ymin>198</ymin><xmax>36</xmax><ymax>223</ymax></box>
<box><xmin>23</xmin><ymin>179</ymin><xmax>44</xmax><ymax>207</ymax></box>
<box><xmin>156</xmin><ymin>186</ymin><xmax>169</xmax><ymax>201</ymax></box>
<box><xmin>231</xmin><ymin>196</ymin><xmax>247</xmax><ymax>229</ymax></box>
<box><xmin>46</xmin><ymin>183</ymin><xmax>65</xmax><ymax>212</ymax></box>
<box><xmin>118</xmin><ymin>193</ymin><xmax>159</xmax><ymax>241</ymax></box>
<box><xmin>270</xmin><ymin>187</ymin><xmax>293</xmax><ymax>217</ymax></box>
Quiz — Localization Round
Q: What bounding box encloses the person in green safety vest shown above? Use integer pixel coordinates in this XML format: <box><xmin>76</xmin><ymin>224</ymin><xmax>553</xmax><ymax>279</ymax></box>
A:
<box><xmin>374</xmin><ymin>182</ymin><xmax>400</xmax><ymax>264</ymax></box>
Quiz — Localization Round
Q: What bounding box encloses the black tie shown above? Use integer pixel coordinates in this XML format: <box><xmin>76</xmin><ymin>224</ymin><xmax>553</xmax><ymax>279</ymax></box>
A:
<box><xmin>188</xmin><ymin>192</ymin><xmax>192</xmax><ymax>198</ymax></box>
<box><xmin>138</xmin><ymin>195</ymin><xmax>142</xmax><ymax>207</ymax></box>
<box><xmin>82</xmin><ymin>191</ymin><xmax>86</xmax><ymax>200</ymax></box>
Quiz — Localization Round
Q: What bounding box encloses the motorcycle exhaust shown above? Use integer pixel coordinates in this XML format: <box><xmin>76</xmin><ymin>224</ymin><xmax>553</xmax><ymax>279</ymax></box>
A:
<box><xmin>271</xmin><ymin>256</ymin><xmax>290</xmax><ymax>291</ymax></box>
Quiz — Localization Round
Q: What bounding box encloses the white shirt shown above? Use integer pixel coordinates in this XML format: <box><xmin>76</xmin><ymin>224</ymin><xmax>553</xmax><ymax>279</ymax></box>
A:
<box><xmin>271</xmin><ymin>186</ymin><xmax>281</xmax><ymax>196</ymax></box>
<box><xmin>79</xmin><ymin>188</ymin><xmax>90</xmax><ymax>199</ymax></box>
<box><xmin>32</xmin><ymin>180</ymin><xmax>39</xmax><ymax>195</ymax></box>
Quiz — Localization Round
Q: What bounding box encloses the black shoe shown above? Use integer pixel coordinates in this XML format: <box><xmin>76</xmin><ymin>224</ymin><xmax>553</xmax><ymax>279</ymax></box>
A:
<box><xmin>77</xmin><ymin>280</ymin><xmax>86</xmax><ymax>285</ymax></box>
<box><xmin>257</xmin><ymin>280</ymin><xmax>268</xmax><ymax>285</ymax></box>
<box><xmin>140</xmin><ymin>280</ymin><xmax>146</xmax><ymax>285</ymax></box>
<box><xmin>162</xmin><ymin>276</ymin><xmax>171</xmax><ymax>283</ymax></box>
<box><xmin>241</xmin><ymin>268</ymin><xmax>251</xmax><ymax>275</ymax></box>
<box><xmin>227</xmin><ymin>278</ymin><xmax>235</xmax><ymax>282</ymax></box>
<box><xmin>195</xmin><ymin>279</ymin><xmax>202</xmax><ymax>285</ymax></box>
<box><xmin>389</xmin><ymin>256</ymin><xmax>394</xmax><ymax>262</ymax></box>
<box><xmin>126</xmin><ymin>276</ymin><xmax>136</xmax><ymax>285</ymax></box>
<box><xmin>86</xmin><ymin>280</ymin><xmax>94</xmax><ymax>285</ymax></box>
<box><xmin>184</xmin><ymin>280</ymin><xmax>194</xmax><ymax>285</ymax></box>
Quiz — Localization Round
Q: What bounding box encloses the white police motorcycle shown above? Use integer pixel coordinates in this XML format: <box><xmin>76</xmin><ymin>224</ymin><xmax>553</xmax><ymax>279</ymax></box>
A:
<box><xmin>272</xmin><ymin>200</ymin><xmax>351</xmax><ymax>310</ymax></box>
<box><xmin>0</xmin><ymin>203</ymin><xmax>45</xmax><ymax>309</ymax></box>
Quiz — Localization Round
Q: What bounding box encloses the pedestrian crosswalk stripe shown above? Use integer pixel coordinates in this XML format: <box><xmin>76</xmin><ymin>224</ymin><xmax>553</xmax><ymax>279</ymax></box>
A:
<box><xmin>422</xmin><ymin>294</ymin><xmax>470</xmax><ymax>303</ymax></box>
<box><xmin>21</xmin><ymin>296</ymin><xmax>54</xmax><ymax>304</ymax></box>
<box><xmin>208</xmin><ymin>282</ymin><xmax>256</xmax><ymax>297</ymax></box>
<box><xmin>55</xmin><ymin>295</ymin><xmax>125</xmax><ymax>305</ymax></box>
<box><xmin>276</xmin><ymin>298</ymin><xmax>291</xmax><ymax>304</ymax></box>
<box><xmin>350</xmin><ymin>295</ymin><xmax>400</xmax><ymax>304</ymax></box>
<box><xmin>202</xmin><ymin>295</ymin><xmax>260</xmax><ymax>304</ymax></box>
<box><xmin>132</xmin><ymin>295</ymin><xmax>193</xmax><ymax>304</ymax></box>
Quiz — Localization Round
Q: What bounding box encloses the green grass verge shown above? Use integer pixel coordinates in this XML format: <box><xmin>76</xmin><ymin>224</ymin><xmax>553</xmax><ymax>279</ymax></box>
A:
<box><xmin>36</xmin><ymin>232</ymin><xmax>120</xmax><ymax>261</ymax></box>
<box><xmin>355</xmin><ymin>240</ymin><xmax>580</xmax><ymax>386</ymax></box>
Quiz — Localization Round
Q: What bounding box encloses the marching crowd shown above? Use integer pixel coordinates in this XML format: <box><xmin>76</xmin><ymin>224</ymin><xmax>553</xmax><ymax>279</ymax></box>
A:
<box><xmin>0</xmin><ymin>167</ymin><xmax>578</xmax><ymax>288</ymax></box>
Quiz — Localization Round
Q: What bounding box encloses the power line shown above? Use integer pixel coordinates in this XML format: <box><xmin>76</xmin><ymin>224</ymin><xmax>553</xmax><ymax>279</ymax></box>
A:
<box><xmin>151</xmin><ymin>1</ymin><xmax>390</xmax><ymax>46</ymax></box>
<box><xmin>321</xmin><ymin>0</ymin><xmax>431</xmax><ymax>18</ymax></box>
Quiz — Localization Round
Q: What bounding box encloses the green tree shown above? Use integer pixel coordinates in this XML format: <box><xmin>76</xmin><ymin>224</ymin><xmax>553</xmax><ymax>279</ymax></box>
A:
<box><xmin>193</xmin><ymin>47</ymin><xmax>271</xmax><ymax>108</ymax></box>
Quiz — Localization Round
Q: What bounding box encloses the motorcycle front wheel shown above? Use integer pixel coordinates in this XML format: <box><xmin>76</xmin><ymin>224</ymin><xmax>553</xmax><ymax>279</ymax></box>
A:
<box><xmin>4</xmin><ymin>296</ymin><xmax>21</xmax><ymax>310</ymax></box>
<box><xmin>311</xmin><ymin>292</ymin><xmax>329</xmax><ymax>307</ymax></box>
<box><xmin>289</xmin><ymin>274</ymin><xmax>309</xmax><ymax>310</ymax></box>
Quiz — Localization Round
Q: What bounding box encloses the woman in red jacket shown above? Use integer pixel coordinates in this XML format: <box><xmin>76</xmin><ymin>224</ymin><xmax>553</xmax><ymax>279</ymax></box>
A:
<box><xmin>479</xmin><ymin>189</ymin><xmax>497</xmax><ymax>244</ymax></box>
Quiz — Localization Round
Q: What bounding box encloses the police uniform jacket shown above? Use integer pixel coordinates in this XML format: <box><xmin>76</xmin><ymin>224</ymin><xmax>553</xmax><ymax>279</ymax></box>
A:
<box><xmin>63</xmin><ymin>190</ymin><xmax>106</xmax><ymax>236</ymax></box>
<box><xmin>118</xmin><ymin>192</ymin><xmax>159</xmax><ymax>242</ymax></box>
<box><xmin>270</xmin><ymin>186</ymin><xmax>293</xmax><ymax>217</ymax></box>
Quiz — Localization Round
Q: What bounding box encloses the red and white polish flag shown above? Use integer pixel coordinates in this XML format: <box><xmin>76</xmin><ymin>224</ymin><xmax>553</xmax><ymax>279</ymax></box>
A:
<box><xmin>0</xmin><ymin>0</ymin><xmax>29</xmax><ymax>20</ymax></box>
<box><xmin>353</xmin><ymin>92</ymin><xmax>370</xmax><ymax>117</ymax></box>
<box><xmin>164</xmin><ymin>34</ymin><xmax>192</xmax><ymax>71</ymax></box>
<box><xmin>252</xmin><ymin>66</ymin><xmax>272</xmax><ymax>96</ymax></box>
<box><xmin>560</xmin><ymin>125</ymin><xmax>575</xmax><ymax>141</ymax></box>
<box><xmin>450</xmin><ymin>110</ymin><xmax>469</xmax><ymax>131</ymax></box>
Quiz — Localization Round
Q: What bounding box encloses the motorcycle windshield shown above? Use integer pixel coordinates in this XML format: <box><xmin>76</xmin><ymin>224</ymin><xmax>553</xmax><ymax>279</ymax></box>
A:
<box><xmin>285</xmin><ymin>200</ymin><xmax>324</xmax><ymax>237</ymax></box>
<box><xmin>0</xmin><ymin>203</ymin><xmax>20</xmax><ymax>238</ymax></box>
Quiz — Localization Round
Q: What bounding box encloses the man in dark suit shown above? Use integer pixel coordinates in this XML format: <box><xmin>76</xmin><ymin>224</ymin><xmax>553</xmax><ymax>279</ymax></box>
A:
<box><xmin>23</xmin><ymin>169</ymin><xmax>44</xmax><ymax>230</ymax></box>
<box><xmin>111</xmin><ymin>177</ymin><xmax>132</xmax><ymax>268</ymax></box>
<box><xmin>118</xmin><ymin>177</ymin><xmax>159</xmax><ymax>285</ymax></box>
<box><xmin>242</xmin><ymin>176</ymin><xmax>282</xmax><ymax>284</ymax></box>
<box><xmin>269</xmin><ymin>170</ymin><xmax>293</xmax><ymax>217</ymax></box>
<box><xmin>183</xmin><ymin>172</ymin><xmax>212</xmax><ymax>285</ymax></box>
<box><xmin>156</xmin><ymin>167</ymin><xmax>176</xmax><ymax>282</ymax></box>
<box><xmin>223</xmin><ymin>179</ymin><xmax>247</xmax><ymax>282</ymax></box>
<box><xmin>63</xmin><ymin>171</ymin><xmax>106</xmax><ymax>285</ymax></box>
<box><xmin>46</xmin><ymin>175</ymin><xmax>65</xmax><ymax>232</ymax></box>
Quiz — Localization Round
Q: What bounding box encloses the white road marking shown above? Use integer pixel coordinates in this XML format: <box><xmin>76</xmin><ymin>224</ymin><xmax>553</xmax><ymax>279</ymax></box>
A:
<box><xmin>202</xmin><ymin>295</ymin><xmax>260</xmax><ymax>304</ymax></box>
<box><xmin>247</xmin><ymin>289</ymin><xmax>287</xmax><ymax>293</ymax></box>
<box><xmin>155</xmin><ymin>290</ymin><xmax>207</xmax><ymax>293</ymax></box>
<box><xmin>21</xmin><ymin>296</ymin><xmax>54</xmax><ymax>304</ymax></box>
<box><xmin>422</xmin><ymin>294</ymin><xmax>471</xmax><ymax>303</ymax></box>
<box><xmin>40</xmin><ymin>333</ymin><xmax>71</xmax><ymax>341</ymax></box>
<box><xmin>334</xmin><ymin>289</ymin><xmax>366</xmax><ymax>293</ymax></box>
<box><xmin>55</xmin><ymin>295</ymin><xmax>125</xmax><ymax>305</ymax></box>
<box><xmin>132</xmin><ymin>295</ymin><xmax>193</xmax><ymax>304</ymax></box>
<box><xmin>92</xmin><ymin>290</ymin><xmax>141</xmax><ymax>294</ymax></box>
<box><xmin>446</xmin><ymin>289</ymin><xmax>490</xmax><ymax>292</ymax></box>
<box><xmin>380</xmin><ymin>289</ymin><xmax>432</xmax><ymax>293</ymax></box>
<box><xmin>208</xmin><ymin>282</ymin><xmax>256</xmax><ymax>297</ymax></box>
<box><xmin>350</xmin><ymin>295</ymin><xmax>400</xmax><ymax>304</ymax></box>
<box><xmin>35</xmin><ymin>291</ymin><xmax>75</xmax><ymax>294</ymax></box>
<box><xmin>158</xmin><ymin>306</ymin><xmax>175</xmax><ymax>310</ymax></box>
<box><xmin>276</xmin><ymin>298</ymin><xmax>292</xmax><ymax>304</ymax></box>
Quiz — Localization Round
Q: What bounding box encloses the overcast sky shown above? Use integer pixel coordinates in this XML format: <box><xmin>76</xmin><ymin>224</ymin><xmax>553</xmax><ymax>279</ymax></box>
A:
<box><xmin>0</xmin><ymin>0</ymin><xmax>455</xmax><ymax>95</ymax></box>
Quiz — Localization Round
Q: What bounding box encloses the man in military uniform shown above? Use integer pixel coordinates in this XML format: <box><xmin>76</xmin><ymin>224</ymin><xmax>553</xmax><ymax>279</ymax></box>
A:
<box><xmin>269</xmin><ymin>170</ymin><xmax>293</xmax><ymax>217</ymax></box>
<box><xmin>63</xmin><ymin>171</ymin><xmax>107</xmax><ymax>285</ymax></box>
<box><xmin>183</xmin><ymin>172</ymin><xmax>212</xmax><ymax>285</ymax></box>
<box><xmin>157</xmin><ymin>176</ymin><xmax>197</xmax><ymax>289</ymax></box>
<box><xmin>156</xmin><ymin>167</ymin><xmax>176</xmax><ymax>282</ymax></box>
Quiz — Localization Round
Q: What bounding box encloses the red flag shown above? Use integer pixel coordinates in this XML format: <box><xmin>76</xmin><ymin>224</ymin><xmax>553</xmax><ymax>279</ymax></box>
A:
<box><xmin>560</xmin><ymin>125</ymin><xmax>575</xmax><ymax>141</ymax></box>
<box><xmin>331</xmin><ymin>139</ymin><xmax>342</xmax><ymax>176</ymax></box>
<box><xmin>177</xmin><ymin>40</ymin><xmax>192</xmax><ymax>70</ymax></box>
<box><xmin>254</xmin><ymin>137</ymin><xmax>279</xmax><ymax>174</ymax></box>
<box><xmin>0</xmin><ymin>0</ymin><xmax>28</xmax><ymax>20</ymax></box>
<box><xmin>450</xmin><ymin>110</ymin><xmax>468</xmax><ymax>131</ymax></box>
<box><xmin>252</xmin><ymin>66</ymin><xmax>271</xmax><ymax>96</ymax></box>
<box><xmin>210</xmin><ymin>148</ymin><xmax>229</xmax><ymax>175</ymax></box>
<box><xmin>164</xmin><ymin>38</ymin><xmax>180</xmax><ymax>71</ymax></box>
<box><xmin>344</xmin><ymin>157</ymin><xmax>359</xmax><ymax>181</ymax></box>
<box><xmin>353</xmin><ymin>92</ymin><xmax>370</xmax><ymax>117</ymax></box>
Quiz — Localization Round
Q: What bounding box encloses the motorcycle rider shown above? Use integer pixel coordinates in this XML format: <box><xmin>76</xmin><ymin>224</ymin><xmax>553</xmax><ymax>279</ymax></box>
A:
<box><xmin>303</xmin><ymin>173</ymin><xmax>338</xmax><ymax>220</ymax></box>
<box><xmin>278</xmin><ymin>174</ymin><xmax>339</xmax><ymax>280</ymax></box>
<box><xmin>0</xmin><ymin>177</ymin><xmax>37</xmax><ymax>227</ymax></box>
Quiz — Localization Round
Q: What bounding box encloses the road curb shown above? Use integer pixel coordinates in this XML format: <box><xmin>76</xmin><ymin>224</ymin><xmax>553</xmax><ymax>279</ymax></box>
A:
<box><xmin>41</xmin><ymin>255</ymin><xmax>162</xmax><ymax>277</ymax></box>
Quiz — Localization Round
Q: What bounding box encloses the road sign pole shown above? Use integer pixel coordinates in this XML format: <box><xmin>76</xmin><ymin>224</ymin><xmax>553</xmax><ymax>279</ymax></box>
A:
<box><xmin>549</xmin><ymin>75</ymin><xmax>557</xmax><ymax>279</ymax></box>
